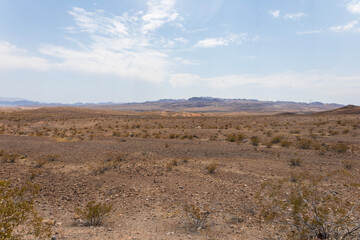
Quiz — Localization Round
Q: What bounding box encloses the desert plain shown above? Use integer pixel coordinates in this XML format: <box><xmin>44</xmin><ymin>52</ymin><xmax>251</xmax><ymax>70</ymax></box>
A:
<box><xmin>0</xmin><ymin>106</ymin><xmax>359</xmax><ymax>239</ymax></box>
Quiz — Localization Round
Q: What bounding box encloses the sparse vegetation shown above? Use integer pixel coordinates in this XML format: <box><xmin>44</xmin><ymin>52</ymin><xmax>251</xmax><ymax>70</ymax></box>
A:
<box><xmin>75</xmin><ymin>201</ymin><xmax>112</xmax><ymax>226</ymax></box>
<box><xmin>0</xmin><ymin>180</ymin><xmax>51</xmax><ymax>239</ymax></box>
<box><xmin>1</xmin><ymin>106</ymin><xmax>359</xmax><ymax>239</ymax></box>
<box><xmin>257</xmin><ymin>175</ymin><xmax>360</xmax><ymax>239</ymax></box>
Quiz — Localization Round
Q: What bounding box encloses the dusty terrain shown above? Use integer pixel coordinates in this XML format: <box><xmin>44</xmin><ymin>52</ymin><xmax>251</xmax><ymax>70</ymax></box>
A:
<box><xmin>0</xmin><ymin>107</ymin><xmax>359</xmax><ymax>239</ymax></box>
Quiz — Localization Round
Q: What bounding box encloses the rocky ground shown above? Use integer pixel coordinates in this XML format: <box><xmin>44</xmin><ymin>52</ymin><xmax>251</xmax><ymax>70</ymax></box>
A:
<box><xmin>0</xmin><ymin>108</ymin><xmax>359</xmax><ymax>239</ymax></box>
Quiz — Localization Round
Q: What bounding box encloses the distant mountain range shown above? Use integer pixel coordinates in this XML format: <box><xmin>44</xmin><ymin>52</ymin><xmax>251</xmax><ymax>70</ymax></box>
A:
<box><xmin>0</xmin><ymin>96</ymin><xmax>344</xmax><ymax>113</ymax></box>
<box><xmin>0</xmin><ymin>99</ymin><xmax>116</xmax><ymax>107</ymax></box>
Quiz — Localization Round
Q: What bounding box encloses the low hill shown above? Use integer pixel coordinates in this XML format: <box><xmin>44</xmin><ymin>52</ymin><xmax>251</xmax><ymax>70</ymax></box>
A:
<box><xmin>314</xmin><ymin>105</ymin><xmax>360</xmax><ymax>115</ymax></box>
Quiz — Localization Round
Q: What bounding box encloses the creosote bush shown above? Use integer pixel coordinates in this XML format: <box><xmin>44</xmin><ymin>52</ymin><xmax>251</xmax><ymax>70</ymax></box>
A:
<box><xmin>0</xmin><ymin>180</ymin><xmax>51</xmax><ymax>239</ymax></box>
<box><xmin>256</xmin><ymin>173</ymin><xmax>360</xmax><ymax>239</ymax></box>
<box><xmin>75</xmin><ymin>201</ymin><xmax>112</xmax><ymax>226</ymax></box>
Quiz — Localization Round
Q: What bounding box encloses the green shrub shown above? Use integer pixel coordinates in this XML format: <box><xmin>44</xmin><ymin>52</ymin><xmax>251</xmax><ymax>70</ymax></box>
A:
<box><xmin>256</xmin><ymin>175</ymin><xmax>360</xmax><ymax>239</ymax></box>
<box><xmin>0</xmin><ymin>180</ymin><xmax>51</xmax><ymax>239</ymax></box>
<box><xmin>75</xmin><ymin>201</ymin><xmax>112</xmax><ymax>226</ymax></box>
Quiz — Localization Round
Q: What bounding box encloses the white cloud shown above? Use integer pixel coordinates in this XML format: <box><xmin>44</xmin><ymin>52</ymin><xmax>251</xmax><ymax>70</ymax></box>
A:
<box><xmin>0</xmin><ymin>41</ymin><xmax>49</xmax><ymax>71</ymax></box>
<box><xmin>284</xmin><ymin>13</ymin><xmax>306</xmax><ymax>20</ymax></box>
<box><xmin>141</xmin><ymin>0</ymin><xmax>179</xmax><ymax>33</ymax></box>
<box><xmin>68</xmin><ymin>7</ymin><xmax>128</xmax><ymax>35</ymax></box>
<box><xmin>196</xmin><ymin>38</ymin><xmax>227</xmax><ymax>48</ymax></box>
<box><xmin>174</xmin><ymin>37</ymin><xmax>188</xmax><ymax>44</ymax></box>
<box><xmin>347</xmin><ymin>0</ymin><xmax>360</xmax><ymax>14</ymax></box>
<box><xmin>298</xmin><ymin>21</ymin><xmax>359</xmax><ymax>35</ymax></box>
<box><xmin>40</xmin><ymin>44</ymin><xmax>167</xmax><ymax>82</ymax></box>
<box><xmin>40</xmin><ymin>4</ymin><xmax>186</xmax><ymax>83</ymax></box>
<box><xmin>329</xmin><ymin>20</ymin><xmax>359</xmax><ymax>32</ymax></box>
<box><xmin>174</xmin><ymin>57</ymin><xmax>199</xmax><ymax>65</ymax></box>
<box><xmin>297</xmin><ymin>30</ymin><xmax>323</xmax><ymax>35</ymax></box>
<box><xmin>195</xmin><ymin>33</ymin><xmax>258</xmax><ymax>48</ymax></box>
<box><xmin>269</xmin><ymin>10</ymin><xmax>280</xmax><ymax>18</ymax></box>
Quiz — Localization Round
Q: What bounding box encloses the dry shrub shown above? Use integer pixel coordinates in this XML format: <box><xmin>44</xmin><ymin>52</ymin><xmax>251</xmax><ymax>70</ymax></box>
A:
<box><xmin>226</xmin><ymin>133</ymin><xmax>245</xmax><ymax>143</ymax></box>
<box><xmin>91</xmin><ymin>153</ymin><xmax>125</xmax><ymax>174</ymax></box>
<box><xmin>1</xmin><ymin>152</ymin><xmax>19</xmax><ymax>163</ymax></box>
<box><xmin>75</xmin><ymin>201</ymin><xmax>112</xmax><ymax>226</ymax></box>
<box><xmin>205</xmin><ymin>162</ymin><xmax>218</xmax><ymax>174</ymax></box>
<box><xmin>165</xmin><ymin>159</ymin><xmax>178</xmax><ymax>171</ymax></box>
<box><xmin>298</xmin><ymin>138</ymin><xmax>312</xmax><ymax>149</ymax></box>
<box><xmin>270</xmin><ymin>135</ymin><xmax>283</xmax><ymax>144</ymax></box>
<box><xmin>34</xmin><ymin>159</ymin><xmax>47</xmax><ymax>168</ymax></box>
<box><xmin>280</xmin><ymin>140</ymin><xmax>292</xmax><ymax>148</ymax></box>
<box><xmin>290</xmin><ymin>158</ymin><xmax>302</xmax><ymax>167</ymax></box>
<box><xmin>0</xmin><ymin>180</ymin><xmax>51</xmax><ymax>239</ymax></box>
<box><xmin>332</xmin><ymin>142</ymin><xmax>350</xmax><ymax>153</ymax></box>
<box><xmin>250</xmin><ymin>136</ymin><xmax>260</xmax><ymax>146</ymax></box>
<box><xmin>45</xmin><ymin>154</ymin><xmax>59</xmax><ymax>162</ymax></box>
<box><xmin>226</xmin><ymin>134</ymin><xmax>237</xmax><ymax>142</ymax></box>
<box><xmin>91</xmin><ymin>161</ymin><xmax>112</xmax><ymax>174</ymax></box>
<box><xmin>256</xmin><ymin>174</ymin><xmax>360</xmax><ymax>239</ymax></box>
<box><xmin>183</xmin><ymin>203</ymin><xmax>211</xmax><ymax>230</ymax></box>
<box><xmin>344</xmin><ymin>161</ymin><xmax>353</xmax><ymax>170</ymax></box>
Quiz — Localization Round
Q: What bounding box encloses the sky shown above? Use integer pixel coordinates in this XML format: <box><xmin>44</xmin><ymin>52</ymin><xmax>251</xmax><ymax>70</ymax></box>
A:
<box><xmin>0</xmin><ymin>0</ymin><xmax>360</xmax><ymax>104</ymax></box>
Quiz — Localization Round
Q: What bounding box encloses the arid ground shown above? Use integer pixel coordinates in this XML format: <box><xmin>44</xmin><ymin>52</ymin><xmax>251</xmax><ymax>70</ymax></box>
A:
<box><xmin>1</xmin><ymin>107</ymin><xmax>359</xmax><ymax>239</ymax></box>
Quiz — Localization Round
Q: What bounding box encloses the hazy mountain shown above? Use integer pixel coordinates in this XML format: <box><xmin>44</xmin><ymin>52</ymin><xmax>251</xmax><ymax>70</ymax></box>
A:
<box><xmin>0</xmin><ymin>96</ymin><xmax>346</xmax><ymax>113</ymax></box>
<box><xmin>89</xmin><ymin>97</ymin><xmax>344</xmax><ymax>113</ymax></box>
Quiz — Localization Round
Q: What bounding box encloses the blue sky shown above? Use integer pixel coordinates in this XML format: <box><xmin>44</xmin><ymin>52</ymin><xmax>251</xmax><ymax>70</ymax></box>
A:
<box><xmin>0</xmin><ymin>0</ymin><xmax>360</xmax><ymax>104</ymax></box>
